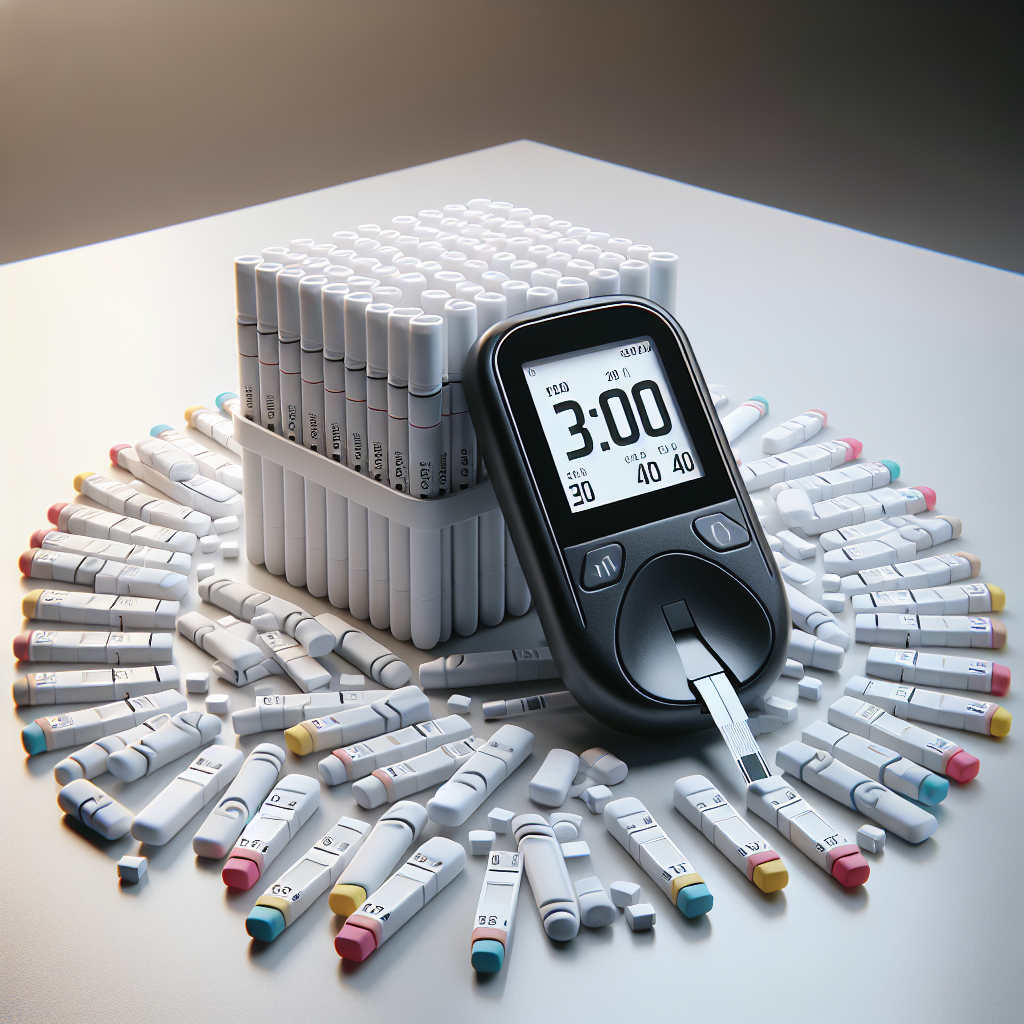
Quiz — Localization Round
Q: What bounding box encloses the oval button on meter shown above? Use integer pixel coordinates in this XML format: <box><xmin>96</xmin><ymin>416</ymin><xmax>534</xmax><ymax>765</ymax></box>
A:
<box><xmin>693</xmin><ymin>513</ymin><xmax>749</xmax><ymax>552</ymax></box>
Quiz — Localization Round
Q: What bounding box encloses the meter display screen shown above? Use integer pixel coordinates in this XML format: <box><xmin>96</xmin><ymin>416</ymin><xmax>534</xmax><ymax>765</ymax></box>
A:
<box><xmin>523</xmin><ymin>336</ymin><xmax>705</xmax><ymax>513</ymax></box>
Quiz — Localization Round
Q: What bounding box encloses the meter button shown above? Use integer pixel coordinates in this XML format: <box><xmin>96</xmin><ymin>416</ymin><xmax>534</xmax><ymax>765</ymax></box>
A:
<box><xmin>581</xmin><ymin>544</ymin><xmax>624</xmax><ymax>590</ymax></box>
<box><xmin>693</xmin><ymin>513</ymin><xmax>749</xmax><ymax>552</ymax></box>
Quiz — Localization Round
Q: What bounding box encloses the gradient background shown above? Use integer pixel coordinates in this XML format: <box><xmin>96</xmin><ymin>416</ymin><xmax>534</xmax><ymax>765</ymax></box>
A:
<box><xmin>1</xmin><ymin>0</ymin><xmax>1021</xmax><ymax>271</ymax></box>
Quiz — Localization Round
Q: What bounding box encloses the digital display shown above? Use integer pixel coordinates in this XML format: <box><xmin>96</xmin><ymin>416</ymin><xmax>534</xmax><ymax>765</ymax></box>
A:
<box><xmin>523</xmin><ymin>336</ymin><xmax>704</xmax><ymax>513</ymax></box>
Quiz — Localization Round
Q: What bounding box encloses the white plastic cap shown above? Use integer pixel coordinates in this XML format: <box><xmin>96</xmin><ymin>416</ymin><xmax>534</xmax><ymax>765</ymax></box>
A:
<box><xmin>475</xmin><ymin>291</ymin><xmax>507</xmax><ymax>338</ymax></box>
<box><xmin>343</xmin><ymin>292</ymin><xmax>374</xmax><ymax>367</ymax></box>
<box><xmin>276</xmin><ymin>266</ymin><xmax>305</xmax><ymax>341</ymax></box>
<box><xmin>365</xmin><ymin>303</ymin><xmax>392</xmax><ymax>377</ymax></box>
<box><xmin>556</xmin><ymin>277</ymin><xmax>589</xmax><ymax>302</ymax></box>
<box><xmin>502</xmin><ymin>279</ymin><xmax>530</xmax><ymax>315</ymax></box>
<box><xmin>298</xmin><ymin>276</ymin><xmax>328</xmax><ymax>350</ymax></box>
<box><xmin>322</xmin><ymin>283</ymin><xmax>349</xmax><ymax>360</ymax></box>
<box><xmin>255</xmin><ymin>263</ymin><xmax>283</xmax><ymax>331</ymax></box>
<box><xmin>446</xmin><ymin>300</ymin><xmax>477</xmax><ymax>383</ymax></box>
<box><xmin>387</xmin><ymin>307</ymin><xmax>422</xmax><ymax>386</ymax></box>
<box><xmin>526</xmin><ymin>286</ymin><xmax>557</xmax><ymax>310</ymax></box>
<box><xmin>588</xmin><ymin>267</ymin><xmax>620</xmax><ymax>296</ymax></box>
<box><xmin>618</xmin><ymin>260</ymin><xmax>650</xmax><ymax>298</ymax></box>
<box><xmin>408</xmin><ymin>315</ymin><xmax>443</xmax><ymax>395</ymax></box>
<box><xmin>234</xmin><ymin>256</ymin><xmax>262</xmax><ymax>323</ymax></box>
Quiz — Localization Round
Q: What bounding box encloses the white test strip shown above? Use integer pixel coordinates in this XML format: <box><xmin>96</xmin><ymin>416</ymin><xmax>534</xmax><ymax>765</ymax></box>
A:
<box><xmin>248</xmin><ymin>815</ymin><xmax>371</xmax><ymax>941</ymax></box>
<box><xmin>232</xmin><ymin>690</ymin><xmax>365</xmax><ymax>736</ymax></box>
<box><xmin>193</xmin><ymin>743</ymin><xmax>286</xmax><ymax>858</ymax></box>
<box><xmin>318</xmin><ymin>714</ymin><xmax>472</xmax><ymax>785</ymax></box>
<box><xmin>855</xmin><ymin>613</ymin><xmax>1006</xmax><ymax>649</ymax></box>
<box><xmin>721</xmin><ymin>397</ymin><xmax>767</xmax><ymax>443</ymax></box>
<box><xmin>185</xmin><ymin>401</ymin><xmax>242</xmax><ymax>455</ymax></box>
<box><xmin>14</xmin><ymin>629</ymin><xmax>174</xmax><ymax>666</ymax></box>
<box><xmin>18</xmin><ymin>548</ymin><xmax>182</xmax><ymax>602</ymax></box>
<box><xmin>760</xmin><ymin>409</ymin><xmax>826</xmax><ymax>454</ymax></box>
<box><xmin>470</xmin><ymin>849</ymin><xmax>524</xmax><ymax>973</ymax></box>
<box><xmin>107</xmin><ymin>709</ymin><xmax>221</xmax><ymax>782</ymax></box>
<box><xmin>57</xmin><ymin>779</ymin><xmax>133</xmax><ymax>840</ymax></box>
<box><xmin>801</xmin><ymin>719</ymin><xmax>949</xmax><ymax>806</ymax></box>
<box><xmin>314</xmin><ymin>612</ymin><xmax>412</xmax><ymax>687</ymax></box>
<box><xmin>852</xmin><ymin>583</ymin><xmax>1004</xmax><ymax>616</ymax></box>
<box><xmin>483</xmin><ymin>690</ymin><xmax>579</xmax><ymax>720</ymax></box>
<box><xmin>22</xmin><ymin>688</ymin><xmax>187</xmax><ymax>754</ymax></box>
<box><xmin>511</xmin><ymin>814</ymin><xmax>580</xmax><ymax>941</ymax></box>
<box><xmin>353</xmin><ymin>737</ymin><xmax>483</xmax><ymax>809</ymax></box>
<box><xmin>865</xmin><ymin>646</ymin><xmax>1010</xmax><ymax>696</ymax></box>
<box><xmin>22</xmin><ymin>590</ymin><xmax>178</xmax><ymax>630</ymax></box>
<box><xmin>50</xmin><ymin>503</ymin><xmax>197</xmax><ymax>554</ymax></box>
<box><xmin>769</xmin><ymin>459</ymin><xmax>897</xmax><ymax>502</ymax></box>
<box><xmin>419</xmin><ymin>647</ymin><xmax>558</xmax><ymax>688</ymax></box>
<box><xmin>150</xmin><ymin>424</ymin><xmax>242</xmax><ymax>491</ymax></box>
<box><xmin>257</xmin><ymin>631</ymin><xmax>331</xmax><ymax>692</ymax></box>
<box><xmin>786</xmin><ymin>585</ymin><xmax>850</xmax><ymax>649</ymax></box>
<box><xmin>827</xmin><ymin>551</ymin><xmax>981</xmax><ymax>595</ymax></box>
<box><xmin>74</xmin><ymin>471</ymin><xmax>212</xmax><ymax>536</ymax></box>
<box><xmin>672</xmin><ymin>775</ymin><xmax>789</xmax><ymax>892</ymax></box>
<box><xmin>427</xmin><ymin>724</ymin><xmax>535</xmax><ymax>826</ymax></box>
<box><xmin>823</xmin><ymin>515</ymin><xmax>962</xmax><ymax>576</ymax></box>
<box><xmin>13</xmin><ymin>664</ymin><xmax>179</xmax><ymax>707</ymax></box>
<box><xmin>776</xmin><ymin>741</ymin><xmax>937</xmax><ymax>844</ymax></box>
<box><xmin>132</xmin><ymin>744</ymin><xmax>244</xmax><ymax>845</ymax></box>
<box><xmin>778</xmin><ymin>485</ymin><xmax>934</xmax><ymax>535</ymax></box>
<box><xmin>284</xmin><ymin>686</ymin><xmax>430</xmax><ymax>755</ymax></box>
<box><xmin>529</xmin><ymin>749</ymin><xmax>580</xmax><ymax>807</ymax></box>
<box><xmin>222</xmin><ymin>774</ymin><xmax>320</xmax><ymax>891</ymax></box>
<box><xmin>32</xmin><ymin>530</ymin><xmax>191</xmax><ymax>574</ymax></box>
<box><xmin>111</xmin><ymin>442</ymin><xmax>244</xmax><ymax>520</ymax></box>
<box><xmin>335</xmin><ymin>836</ymin><xmax>466</xmax><ymax>962</ymax></box>
<box><xmin>844</xmin><ymin>676</ymin><xmax>1011</xmax><ymax>737</ymax></box>
<box><xmin>176</xmin><ymin>611</ymin><xmax>263</xmax><ymax>674</ymax></box>
<box><xmin>740</xmin><ymin>438</ymin><xmax>861</xmax><ymax>491</ymax></box>
<box><xmin>55</xmin><ymin>711</ymin><xmax>176</xmax><ymax>784</ymax></box>
<box><xmin>603</xmin><ymin>796</ymin><xmax>714</xmax><ymax>917</ymax></box>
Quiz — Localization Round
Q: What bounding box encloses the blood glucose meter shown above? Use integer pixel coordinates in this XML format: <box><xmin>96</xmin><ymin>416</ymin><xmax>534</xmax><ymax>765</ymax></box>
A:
<box><xmin>465</xmin><ymin>296</ymin><xmax>790</xmax><ymax>736</ymax></box>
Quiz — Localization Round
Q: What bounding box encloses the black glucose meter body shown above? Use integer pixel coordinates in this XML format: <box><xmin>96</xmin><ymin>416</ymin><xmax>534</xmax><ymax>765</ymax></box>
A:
<box><xmin>464</xmin><ymin>296</ymin><xmax>790</xmax><ymax>737</ymax></box>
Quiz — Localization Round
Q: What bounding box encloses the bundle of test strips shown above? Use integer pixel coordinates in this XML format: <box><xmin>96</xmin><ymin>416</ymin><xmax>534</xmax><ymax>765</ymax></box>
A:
<box><xmin>231</xmin><ymin>199</ymin><xmax>678</xmax><ymax>649</ymax></box>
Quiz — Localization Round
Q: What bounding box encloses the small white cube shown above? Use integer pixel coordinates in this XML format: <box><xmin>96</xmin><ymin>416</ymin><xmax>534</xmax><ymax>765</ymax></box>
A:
<box><xmin>488</xmin><ymin>807</ymin><xmax>515</xmax><ymax>834</ymax></box>
<box><xmin>117</xmin><ymin>855</ymin><xmax>148</xmax><ymax>884</ymax></box>
<box><xmin>549</xmin><ymin>812</ymin><xmax>582</xmax><ymax>842</ymax></box>
<box><xmin>200</xmin><ymin>534</ymin><xmax>221</xmax><ymax>553</ymax></box>
<box><xmin>197</xmin><ymin>562</ymin><xmax>215</xmax><ymax>581</ymax></box>
<box><xmin>205</xmin><ymin>693</ymin><xmax>230</xmax><ymax>715</ymax></box>
<box><xmin>185</xmin><ymin>672</ymin><xmax>209</xmax><ymax>694</ymax></box>
<box><xmin>581</xmin><ymin>785</ymin><xmax>613</xmax><ymax>814</ymax></box>
<box><xmin>821</xmin><ymin>573</ymin><xmax>841</xmax><ymax>593</ymax></box>
<box><xmin>222</xmin><ymin>541</ymin><xmax>239</xmax><ymax>559</ymax></box>
<box><xmin>757</xmin><ymin>694</ymin><xmax>797</xmax><ymax>723</ymax></box>
<box><xmin>821</xmin><ymin>592</ymin><xmax>846</xmax><ymax>613</ymax></box>
<box><xmin>625</xmin><ymin>902</ymin><xmax>656</xmax><ymax>931</ymax></box>
<box><xmin>857</xmin><ymin>824</ymin><xmax>886</xmax><ymax>853</ymax></box>
<box><xmin>798</xmin><ymin>678</ymin><xmax>823</xmax><ymax>701</ymax></box>
<box><xmin>213</xmin><ymin>515</ymin><xmax>239</xmax><ymax>534</ymax></box>
<box><xmin>468</xmin><ymin>830</ymin><xmax>496</xmax><ymax>856</ymax></box>
<box><xmin>610</xmin><ymin>880</ymin><xmax>641</xmax><ymax>908</ymax></box>
<box><xmin>560</xmin><ymin>841</ymin><xmax>590</xmax><ymax>859</ymax></box>
<box><xmin>254</xmin><ymin>683</ymin><xmax>273</xmax><ymax>697</ymax></box>
<box><xmin>447</xmin><ymin>693</ymin><xmax>472</xmax><ymax>713</ymax></box>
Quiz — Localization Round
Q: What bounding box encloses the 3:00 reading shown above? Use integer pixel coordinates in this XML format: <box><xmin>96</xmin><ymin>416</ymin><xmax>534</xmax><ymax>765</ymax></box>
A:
<box><xmin>524</xmin><ymin>337</ymin><xmax>705</xmax><ymax>513</ymax></box>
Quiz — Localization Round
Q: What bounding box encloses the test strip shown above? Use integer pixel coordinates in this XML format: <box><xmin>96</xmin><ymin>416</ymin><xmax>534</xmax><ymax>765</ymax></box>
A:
<box><xmin>176</xmin><ymin>611</ymin><xmax>263</xmax><ymax>673</ymax></box>
<box><xmin>55</xmin><ymin>711</ymin><xmax>176</xmax><ymax>783</ymax></box>
<box><xmin>831</xmin><ymin>552</ymin><xmax>981</xmax><ymax>597</ymax></box>
<box><xmin>329</xmin><ymin>800</ymin><xmax>428</xmax><ymax>916</ymax></box>
<box><xmin>222</xmin><ymin>774</ymin><xmax>320</xmax><ymax>890</ymax></box>
<box><xmin>184</xmin><ymin>401</ymin><xmax>242</xmax><ymax>455</ymax></box>
<box><xmin>852</xmin><ymin>583</ymin><xmax>1005</xmax><ymax>617</ymax></box>
<box><xmin>865</xmin><ymin>646</ymin><xmax>1010</xmax><ymax>695</ymax></box>
<box><xmin>470</xmin><ymin>850</ymin><xmax>524</xmax><ymax>973</ymax></box>
<box><xmin>740</xmin><ymin>438</ymin><xmax>862</xmax><ymax>491</ymax></box>
<box><xmin>149</xmin><ymin>425</ymin><xmax>243</xmax><ymax>492</ymax></box>
<box><xmin>427</xmin><ymin>723</ymin><xmax>535</xmax><ymax>825</ymax></box>
<box><xmin>193</xmin><ymin>743</ymin><xmax>286</xmax><ymax>858</ymax></box>
<box><xmin>335</xmin><ymin>836</ymin><xmax>466</xmax><ymax>961</ymax></box>
<box><xmin>512</xmin><ymin>814</ymin><xmax>581</xmax><ymax>940</ymax></box>
<box><xmin>48</xmin><ymin>502</ymin><xmax>197</xmax><ymax>554</ymax></box>
<box><xmin>313</xmin><ymin>612</ymin><xmax>412</xmax><ymax>687</ymax></box>
<box><xmin>845</xmin><ymin>676</ymin><xmax>1011</xmax><ymax>737</ymax></box>
<box><xmin>801</xmin><ymin>719</ymin><xmax>948</xmax><ymax>805</ymax></box>
<box><xmin>419</xmin><ymin>647</ymin><xmax>558</xmax><ymax>688</ymax></box>
<box><xmin>31</xmin><ymin>530</ymin><xmax>191</xmax><ymax>574</ymax></box>
<box><xmin>828</xmin><ymin>695</ymin><xmax>980</xmax><ymax>781</ymax></box>
<box><xmin>353</xmin><ymin>737</ymin><xmax>483</xmax><ymax>808</ymax></box>
<box><xmin>58</xmin><ymin>779</ymin><xmax>133</xmax><ymax>840</ymax></box>
<box><xmin>855</xmin><ymin>613</ymin><xmax>1006</xmax><ymax>649</ymax></box>
<box><xmin>283</xmin><ymin>686</ymin><xmax>430</xmax><ymax>755</ymax></box>
<box><xmin>770</xmin><ymin>459</ymin><xmax>899</xmax><ymax>502</ymax></box>
<box><xmin>74</xmin><ymin>471</ymin><xmax>213</xmax><ymax>537</ymax></box>
<box><xmin>231</xmin><ymin>690</ymin><xmax>365</xmax><ymax>736</ymax></box>
<box><xmin>131</xmin><ymin>744</ymin><xmax>244</xmax><ymax>845</ymax></box>
<box><xmin>778</xmin><ymin>485</ymin><xmax>934</xmax><ymax>535</ymax></box>
<box><xmin>482</xmin><ymin>690</ymin><xmax>579</xmax><ymax>720</ymax></box>
<box><xmin>258</xmin><ymin>631</ymin><xmax>331</xmax><ymax>692</ymax></box>
<box><xmin>22</xmin><ymin>590</ymin><xmax>178</xmax><ymax>630</ymax></box>
<box><xmin>107</xmin><ymin>709</ymin><xmax>221</xmax><ymax>782</ymax></box>
<box><xmin>13</xmin><ymin>663</ymin><xmax>179</xmax><ymax>707</ymax></box>
<box><xmin>14</xmin><ymin>629</ymin><xmax>174</xmax><ymax>666</ymax></box>
<box><xmin>234</xmin><ymin>256</ymin><xmax>262</xmax><ymax>423</ymax></box>
<box><xmin>603</xmin><ymin>797</ymin><xmax>714</xmax><ymax>917</ymax></box>
<box><xmin>823</xmin><ymin>515</ymin><xmax>962</xmax><ymax>576</ymax></box>
<box><xmin>760</xmin><ymin>409</ymin><xmax>826</xmax><ymax>454</ymax></box>
<box><xmin>247</xmin><ymin>815</ymin><xmax>371</xmax><ymax>941</ymax></box>
<box><xmin>22</xmin><ymin>687</ymin><xmax>186</xmax><ymax>755</ymax></box>
<box><xmin>673</xmin><ymin>776</ymin><xmax>788</xmax><ymax>892</ymax></box>
<box><xmin>18</xmin><ymin>549</ymin><xmax>188</xmax><ymax>601</ymax></box>
<box><xmin>776</xmin><ymin>741</ymin><xmax>937</xmax><ymax>844</ymax></box>
<box><xmin>318</xmin><ymin>714</ymin><xmax>471</xmax><ymax>785</ymax></box>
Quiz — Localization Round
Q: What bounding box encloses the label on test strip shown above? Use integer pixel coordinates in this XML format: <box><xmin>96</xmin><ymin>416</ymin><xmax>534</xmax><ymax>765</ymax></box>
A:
<box><xmin>865</xmin><ymin>646</ymin><xmax>1009</xmax><ymax>696</ymax></box>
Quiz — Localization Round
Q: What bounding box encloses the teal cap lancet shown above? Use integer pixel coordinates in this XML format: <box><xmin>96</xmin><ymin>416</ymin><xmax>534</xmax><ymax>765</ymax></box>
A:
<box><xmin>471</xmin><ymin>939</ymin><xmax>505</xmax><ymax>973</ymax></box>
<box><xmin>215</xmin><ymin>392</ymin><xmax>238</xmax><ymax>412</ymax></box>
<box><xmin>879</xmin><ymin>460</ymin><xmax>900</xmax><ymax>480</ymax></box>
<box><xmin>750</xmin><ymin>396</ymin><xmax>769</xmax><ymax>413</ymax></box>
<box><xmin>918</xmin><ymin>774</ymin><xmax>949</xmax><ymax>806</ymax></box>
<box><xmin>150</xmin><ymin>424</ymin><xmax>173</xmax><ymax>437</ymax></box>
<box><xmin>676</xmin><ymin>882</ymin><xmax>713</xmax><ymax>918</ymax></box>
<box><xmin>21</xmin><ymin>722</ymin><xmax>46</xmax><ymax>755</ymax></box>
<box><xmin>245</xmin><ymin>905</ymin><xmax>286</xmax><ymax>942</ymax></box>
